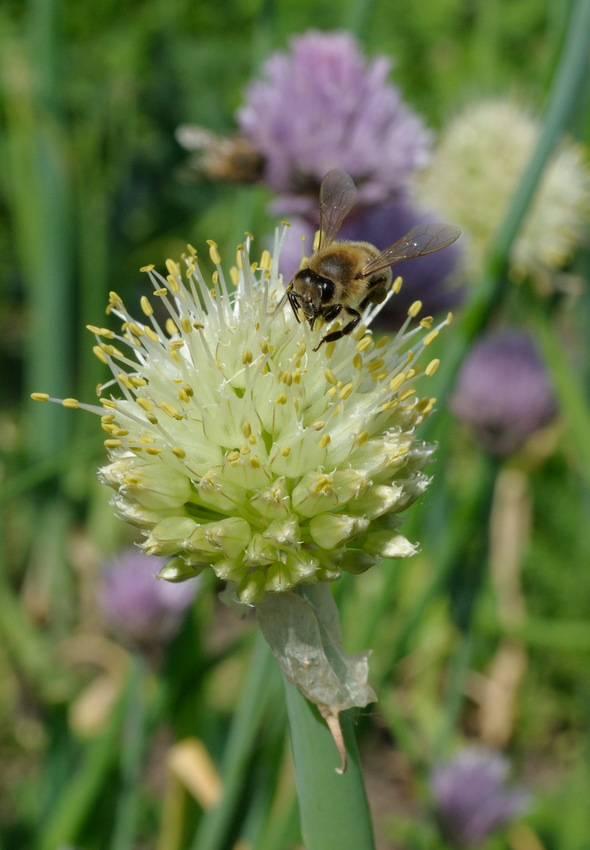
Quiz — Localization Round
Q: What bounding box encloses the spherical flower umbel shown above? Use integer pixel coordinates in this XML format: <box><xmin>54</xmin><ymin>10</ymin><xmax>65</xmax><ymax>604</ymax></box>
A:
<box><xmin>430</xmin><ymin>747</ymin><xmax>530</xmax><ymax>847</ymax></box>
<box><xmin>237</xmin><ymin>30</ymin><xmax>432</xmax><ymax>216</ymax></box>
<box><xmin>34</xmin><ymin>230</ymin><xmax>449</xmax><ymax>604</ymax></box>
<box><xmin>450</xmin><ymin>328</ymin><xmax>557</xmax><ymax>457</ymax></box>
<box><xmin>418</xmin><ymin>99</ymin><xmax>590</xmax><ymax>281</ymax></box>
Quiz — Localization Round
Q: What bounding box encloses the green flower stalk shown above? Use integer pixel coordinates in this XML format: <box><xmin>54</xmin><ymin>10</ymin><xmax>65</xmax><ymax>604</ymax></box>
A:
<box><xmin>33</xmin><ymin>229</ymin><xmax>448</xmax><ymax>605</ymax></box>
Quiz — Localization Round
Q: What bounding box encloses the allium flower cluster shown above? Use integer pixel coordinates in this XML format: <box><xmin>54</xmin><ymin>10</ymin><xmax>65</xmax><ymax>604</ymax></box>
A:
<box><xmin>100</xmin><ymin>549</ymin><xmax>197</xmax><ymax>649</ymax></box>
<box><xmin>418</xmin><ymin>99</ymin><xmax>590</xmax><ymax>280</ymax></box>
<box><xmin>237</xmin><ymin>30</ymin><xmax>432</xmax><ymax>216</ymax></box>
<box><xmin>430</xmin><ymin>747</ymin><xmax>530</xmax><ymax>847</ymax></box>
<box><xmin>34</xmin><ymin>231</ymin><xmax>448</xmax><ymax>604</ymax></box>
<box><xmin>450</xmin><ymin>328</ymin><xmax>557</xmax><ymax>457</ymax></box>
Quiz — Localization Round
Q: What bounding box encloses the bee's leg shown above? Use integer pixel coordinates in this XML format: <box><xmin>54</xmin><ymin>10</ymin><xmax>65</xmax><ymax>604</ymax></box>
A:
<box><xmin>287</xmin><ymin>290</ymin><xmax>303</xmax><ymax>323</ymax></box>
<box><xmin>321</xmin><ymin>303</ymin><xmax>343</xmax><ymax>323</ymax></box>
<box><xmin>360</xmin><ymin>281</ymin><xmax>388</xmax><ymax>308</ymax></box>
<box><xmin>313</xmin><ymin>307</ymin><xmax>361</xmax><ymax>351</ymax></box>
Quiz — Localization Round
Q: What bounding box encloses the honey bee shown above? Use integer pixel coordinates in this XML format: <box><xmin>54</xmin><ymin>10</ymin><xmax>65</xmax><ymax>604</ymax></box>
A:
<box><xmin>284</xmin><ymin>169</ymin><xmax>461</xmax><ymax>350</ymax></box>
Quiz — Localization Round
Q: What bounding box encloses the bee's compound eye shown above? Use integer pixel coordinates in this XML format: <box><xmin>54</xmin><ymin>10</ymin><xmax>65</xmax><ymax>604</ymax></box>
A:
<box><xmin>320</xmin><ymin>279</ymin><xmax>335</xmax><ymax>304</ymax></box>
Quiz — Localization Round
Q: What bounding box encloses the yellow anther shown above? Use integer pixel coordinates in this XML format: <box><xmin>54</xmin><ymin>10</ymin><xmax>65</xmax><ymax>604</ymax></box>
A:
<box><xmin>140</xmin><ymin>264</ymin><xmax>155</xmax><ymax>273</ymax></box>
<box><xmin>242</xmin><ymin>348</ymin><xmax>253</xmax><ymax>365</ymax></box>
<box><xmin>399</xmin><ymin>388</ymin><xmax>416</xmax><ymax>401</ymax></box>
<box><xmin>357</xmin><ymin>431</ymin><xmax>369</xmax><ymax>446</ymax></box>
<box><xmin>352</xmin><ymin>353</ymin><xmax>363</xmax><ymax>371</ymax></box>
<box><xmin>392</xmin><ymin>275</ymin><xmax>403</xmax><ymax>293</ymax></box>
<box><xmin>250</xmin><ymin>456</ymin><xmax>261</xmax><ymax>468</ymax></box>
<box><xmin>227</xmin><ymin>450</ymin><xmax>240</xmax><ymax>462</ymax></box>
<box><xmin>208</xmin><ymin>241</ymin><xmax>221</xmax><ymax>265</ymax></box>
<box><xmin>423</xmin><ymin>329</ymin><xmax>440</xmax><ymax>346</ymax></box>
<box><xmin>318</xmin><ymin>434</ymin><xmax>331</xmax><ymax>449</ymax></box>
<box><xmin>230</xmin><ymin>267</ymin><xmax>240</xmax><ymax>286</ymax></box>
<box><xmin>166</xmin><ymin>318</ymin><xmax>178</xmax><ymax>336</ymax></box>
<box><xmin>324</xmin><ymin>341</ymin><xmax>336</xmax><ymax>359</ymax></box>
<box><xmin>280</xmin><ymin>446</ymin><xmax>291</xmax><ymax>457</ymax></box>
<box><xmin>313</xmin><ymin>420</ymin><xmax>325</xmax><ymax>431</ymax></box>
<box><xmin>166</xmin><ymin>258</ymin><xmax>181</xmax><ymax>277</ymax></box>
<box><xmin>160</xmin><ymin>401</ymin><xmax>183</xmax><ymax>419</ymax></box>
<box><xmin>93</xmin><ymin>346</ymin><xmax>108</xmax><ymax>364</ymax></box>
<box><xmin>136</xmin><ymin>398</ymin><xmax>152</xmax><ymax>411</ymax></box>
<box><xmin>171</xmin><ymin>446</ymin><xmax>186</xmax><ymax>458</ymax></box>
<box><xmin>259</xmin><ymin>340</ymin><xmax>269</xmax><ymax>355</ymax></box>
<box><xmin>425</xmin><ymin>358</ymin><xmax>440</xmax><ymax>376</ymax></box>
<box><xmin>446</xmin><ymin>312</ymin><xmax>453</xmax><ymax>325</ymax></box>
<box><xmin>146</xmin><ymin>447</ymin><xmax>163</xmax><ymax>455</ymax></box>
<box><xmin>376</xmin><ymin>336</ymin><xmax>388</xmax><ymax>349</ymax></box>
<box><xmin>367</xmin><ymin>357</ymin><xmax>385</xmax><ymax>373</ymax></box>
<box><xmin>139</xmin><ymin>436</ymin><xmax>155</xmax><ymax>444</ymax></box>
<box><xmin>389</xmin><ymin>372</ymin><xmax>406</xmax><ymax>391</ymax></box>
<box><xmin>240</xmin><ymin>444</ymin><xmax>251</xmax><ymax>455</ymax></box>
<box><xmin>381</xmin><ymin>400</ymin><xmax>399</xmax><ymax>411</ymax></box>
<box><xmin>153</xmin><ymin>288</ymin><xmax>167</xmax><ymax>296</ymax></box>
<box><xmin>99</xmin><ymin>398</ymin><xmax>117</xmax><ymax>409</ymax></box>
<box><xmin>145</xmin><ymin>413</ymin><xmax>159</xmax><ymax>424</ymax></box>
<box><xmin>408</xmin><ymin>300</ymin><xmax>422</xmax><ymax>317</ymax></box>
<box><xmin>31</xmin><ymin>392</ymin><xmax>50</xmax><ymax>402</ymax></box>
<box><xmin>324</xmin><ymin>368</ymin><xmax>337</xmax><ymax>385</ymax></box>
<box><xmin>339</xmin><ymin>382</ymin><xmax>354</xmax><ymax>399</ymax></box>
<box><xmin>275</xmin><ymin>393</ymin><xmax>287</xmax><ymax>405</ymax></box>
<box><xmin>104</xmin><ymin>438</ymin><xmax>123</xmax><ymax>449</ymax></box>
<box><xmin>129</xmin><ymin>377</ymin><xmax>147</xmax><ymax>388</ymax></box>
<box><xmin>128</xmin><ymin>323</ymin><xmax>145</xmax><ymax>337</ymax></box>
<box><xmin>372</xmin><ymin>370</ymin><xmax>388</xmax><ymax>382</ymax></box>
<box><xmin>242</xmin><ymin>422</ymin><xmax>252</xmax><ymax>438</ymax></box>
<box><xmin>144</xmin><ymin>327</ymin><xmax>159</xmax><ymax>343</ymax></box>
<box><xmin>420</xmin><ymin>316</ymin><xmax>434</xmax><ymax>329</ymax></box>
<box><xmin>355</xmin><ymin>337</ymin><xmax>372</xmax><ymax>353</ymax></box>
<box><xmin>169</xmin><ymin>339</ymin><xmax>185</xmax><ymax>351</ymax></box>
<box><xmin>140</xmin><ymin>296</ymin><xmax>153</xmax><ymax>316</ymax></box>
<box><xmin>259</xmin><ymin>249</ymin><xmax>272</xmax><ymax>270</ymax></box>
<box><xmin>248</xmin><ymin>434</ymin><xmax>257</xmax><ymax>445</ymax></box>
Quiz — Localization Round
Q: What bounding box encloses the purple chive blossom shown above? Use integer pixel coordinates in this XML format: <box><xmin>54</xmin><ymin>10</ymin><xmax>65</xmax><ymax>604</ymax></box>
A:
<box><xmin>450</xmin><ymin>329</ymin><xmax>558</xmax><ymax>457</ymax></box>
<box><xmin>431</xmin><ymin>748</ymin><xmax>530</xmax><ymax>848</ymax></box>
<box><xmin>100</xmin><ymin>549</ymin><xmax>198</xmax><ymax>649</ymax></box>
<box><xmin>238</xmin><ymin>30</ymin><xmax>431</xmax><ymax>216</ymax></box>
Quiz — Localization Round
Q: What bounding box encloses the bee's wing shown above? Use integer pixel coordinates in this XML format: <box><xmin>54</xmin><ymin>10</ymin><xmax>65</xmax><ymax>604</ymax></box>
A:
<box><xmin>318</xmin><ymin>169</ymin><xmax>358</xmax><ymax>249</ymax></box>
<box><xmin>361</xmin><ymin>223</ymin><xmax>461</xmax><ymax>276</ymax></box>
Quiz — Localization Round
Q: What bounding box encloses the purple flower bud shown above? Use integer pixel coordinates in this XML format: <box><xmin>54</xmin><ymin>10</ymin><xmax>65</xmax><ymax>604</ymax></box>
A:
<box><xmin>431</xmin><ymin>748</ymin><xmax>530</xmax><ymax>847</ymax></box>
<box><xmin>100</xmin><ymin>549</ymin><xmax>198</xmax><ymax>649</ymax></box>
<box><xmin>238</xmin><ymin>30</ymin><xmax>431</xmax><ymax>216</ymax></box>
<box><xmin>450</xmin><ymin>329</ymin><xmax>557</xmax><ymax>457</ymax></box>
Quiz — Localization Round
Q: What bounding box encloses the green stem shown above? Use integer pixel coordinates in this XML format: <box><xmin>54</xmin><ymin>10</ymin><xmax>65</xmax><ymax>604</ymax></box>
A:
<box><xmin>190</xmin><ymin>632</ymin><xmax>279</xmax><ymax>850</ymax></box>
<box><xmin>284</xmin><ymin>681</ymin><xmax>375</xmax><ymax>850</ymax></box>
<box><xmin>110</xmin><ymin>654</ymin><xmax>149</xmax><ymax>850</ymax></box>
<box><xmin>39</xmin><ymin>673</ymin><xmax>130</xmax><ymax>850</ymax></box>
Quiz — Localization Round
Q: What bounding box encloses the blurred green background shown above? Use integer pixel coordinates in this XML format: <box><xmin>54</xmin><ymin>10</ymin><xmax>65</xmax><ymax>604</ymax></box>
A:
<box><xmin>1</xmin><ymin>0</ymin><xmax>590</xmax><ymax>848</ymax></box>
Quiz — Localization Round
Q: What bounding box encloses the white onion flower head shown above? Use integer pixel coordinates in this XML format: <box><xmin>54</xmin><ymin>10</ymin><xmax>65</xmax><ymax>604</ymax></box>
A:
<box><xmin>33</xmin><ymin>230</ymin><xmax>449</xmax><ymax>605</ymax></box>
<box><xmin>418</xmin><ymin>99</ymin><xmax>590</xmax><ymax>280</ymax></box>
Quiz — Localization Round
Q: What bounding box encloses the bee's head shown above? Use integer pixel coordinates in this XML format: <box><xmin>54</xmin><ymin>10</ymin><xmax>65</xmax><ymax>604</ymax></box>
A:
<box><xmin>288</xmin><ymin>269</ymin><xmax>334</xmax><ymax>323</ymax></box>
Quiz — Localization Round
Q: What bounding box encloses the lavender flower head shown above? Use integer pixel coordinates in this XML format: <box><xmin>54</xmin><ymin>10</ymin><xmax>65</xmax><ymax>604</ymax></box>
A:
<box><xmin>431</xmin><ymin>748</ymin><xmax>530</xmax><ymax>847</ymax></box>
<box><xmin>237</xmin><ymin>30</ymin><xmax>431</xmax><ymax>216</ymax></box>
<box><xmin>450</xmin><ymin>329</ymin><xmax>557</xmax><ymax>457</ymax></box>
<box><xmin>100</xmin><ymin>549</ymin><xmax>198</xmax><ymax>649</ymax></box>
